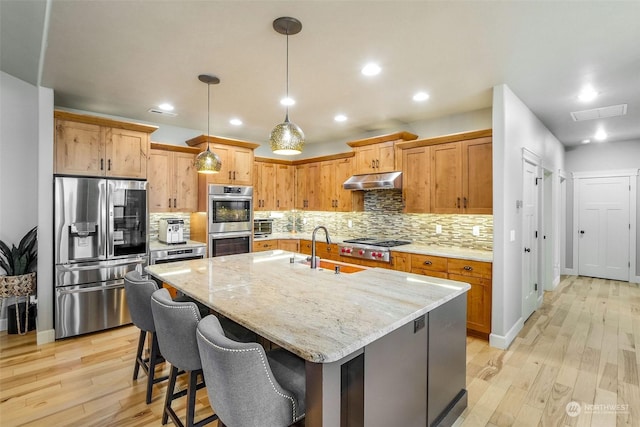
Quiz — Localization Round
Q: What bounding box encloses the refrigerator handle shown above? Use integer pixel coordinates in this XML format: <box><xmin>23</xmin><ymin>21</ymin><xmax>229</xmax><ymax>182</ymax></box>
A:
<box><xmin>58</xmin><ymin>258</ymin><xmax>145</xmax><ymax>272</ymax></box>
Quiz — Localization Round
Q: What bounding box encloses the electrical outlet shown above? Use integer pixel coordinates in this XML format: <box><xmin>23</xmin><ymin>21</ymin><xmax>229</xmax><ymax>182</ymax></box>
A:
<box><xmin>510</xmin><ymin>230</ymin><xmax>516</xmax><ymax>241</ymax></box>
<box><xmin>435</xmin><ymin>224</ymin><xmax>442</xmax><ymax>234</ymax></box>
<box><xmin>303</xmin><ymin>218</ymin><xmax>307</xmax><ymax>225</ymax></box>
<box><xmin>347</xmin><ymin>220</ymin><xmax>353</xmax><ymax>228</ymax></box>
<box><xmin>472</xmin><ymin>225</ymin><xmax>480</xmax><ymax>236</ymax></box>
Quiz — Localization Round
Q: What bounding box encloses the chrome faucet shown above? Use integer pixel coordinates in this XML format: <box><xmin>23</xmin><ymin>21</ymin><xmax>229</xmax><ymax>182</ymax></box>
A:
<box><xmin>311</xmin><ymin>225</ymin><xmax>331</xmax><ymax>269</ymax></box>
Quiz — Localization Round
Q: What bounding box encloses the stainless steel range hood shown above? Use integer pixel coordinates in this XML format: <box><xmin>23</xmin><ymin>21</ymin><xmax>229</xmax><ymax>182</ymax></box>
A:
<box><xmin>343</xmin><ymin>171</ymin><xmax>402</xmax><ymax>190</ymax></box>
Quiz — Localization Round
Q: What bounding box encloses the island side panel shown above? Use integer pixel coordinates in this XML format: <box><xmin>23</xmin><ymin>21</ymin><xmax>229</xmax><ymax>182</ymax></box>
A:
<box><xmin>363</xmin><ymin>316</ymin><xmax>429</xmax><ymax>427</ymax></box>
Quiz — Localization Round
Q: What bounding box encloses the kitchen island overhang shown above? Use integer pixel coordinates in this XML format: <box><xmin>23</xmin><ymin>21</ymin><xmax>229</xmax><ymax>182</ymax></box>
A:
<box><xmin>146</xmin><ymin>250</ymin><xmax>470</xmax><ymax>426</ymax></box>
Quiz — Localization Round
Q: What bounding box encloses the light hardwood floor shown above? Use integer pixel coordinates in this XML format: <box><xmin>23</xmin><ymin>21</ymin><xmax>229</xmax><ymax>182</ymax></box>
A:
<box><xmin>1</xmin><ymin>275</ymin><xmax>639</xmax><ymax>426</ymax></box>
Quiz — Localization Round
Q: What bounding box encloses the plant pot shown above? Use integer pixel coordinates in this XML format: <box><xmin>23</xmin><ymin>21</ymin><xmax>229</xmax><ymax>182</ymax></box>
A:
<box><xmin>0</xmin><ymin>272</ymin><xmax>37</xmax><ymax>298</ymax></box>
<box><xmin>8</xmin><ymin>302</ymin><xmax>37</xmax><ymax>334</ymax></box>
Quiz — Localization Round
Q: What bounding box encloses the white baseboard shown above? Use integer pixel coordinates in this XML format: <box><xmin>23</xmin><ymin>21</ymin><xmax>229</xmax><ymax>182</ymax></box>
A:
<box><xmin>562</xmin><ymin>267</ymin><xmax>577</xmax><ymax>276</ymax></box>
<box><xmin>37</xmin><ymin>329</ymin><xmax>56</xmax><ymax>345</ymax></box>
<box><xmin>489</xmin><ymin>317</ymin><xmax>524</xmax><ymax>350</ymax></box>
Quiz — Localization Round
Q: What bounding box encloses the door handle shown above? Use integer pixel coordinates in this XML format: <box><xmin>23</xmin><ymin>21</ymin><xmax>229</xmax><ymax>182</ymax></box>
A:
<box><xmin>524</xmin><ymin>248</ymin><xmax>531</xmax><ymax>253</ymax></box>
<box><xmin>579</xmin><ymin>230</ymin><xmax>585</xmax><ymax>235</ymax></box>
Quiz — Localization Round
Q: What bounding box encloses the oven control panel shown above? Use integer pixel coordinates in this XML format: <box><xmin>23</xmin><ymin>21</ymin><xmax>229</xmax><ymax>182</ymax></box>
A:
<box><xmin>338</xmin><ymin>244</ymin><xmax>391</xmax><ymax>262</ymax></box>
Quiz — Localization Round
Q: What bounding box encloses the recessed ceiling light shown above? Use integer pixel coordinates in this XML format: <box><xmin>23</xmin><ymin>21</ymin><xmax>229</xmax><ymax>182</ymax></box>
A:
<box><xmin>594</xmin><ymin>129</ymin><xmax>607</xmax><ymax>141</ymax></box>
<box><xmin>361</xmin><ymin>63</ymin><xmax>381</xmax><ymax>76</ymax></box>
<box><xmin>158</xmin><ymin>103</ymin><xmax>174</xmax><ymax>111</ymax></box>
<box><xmin>230</xmin><ymin>118</ymin><xmax>243</xmax><ymax>126</ymax></box>
<box><xmin>334</xmin><ymin>114</ymin><xmax>347</xmax><ymax>122</ymax></box>
<box><xmin>581</xmin><ymin>139</ymin><xmax>591</xmax><ymax>144</ymax></box>
<box><xmin>413</xmin><ymin>91</ymin><xmax>430</xmax><ymax>102</ymax></box>
<box><xmin>578</xmin><ymin>85</ymin><xmax>598</xmax><ymax>102</ymax></box>
<box><xmin>280</xmin><ymin>97</ymin><xmax>295</xmax><ymax>106</ymax></box>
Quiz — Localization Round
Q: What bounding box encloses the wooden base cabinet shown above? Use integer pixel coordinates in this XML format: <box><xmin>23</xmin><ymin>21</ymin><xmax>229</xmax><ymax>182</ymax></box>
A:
<box><xmin>148</xmin><ymin>144</ymin><xmax>199</xmax><ymax>212</ymax></box>
<box><xmin>54</xmin><ymin>111</ymin><xmax>156</xmax><ymax>179</ymax></box>
<box><xmin>253</xmin><ymin>240</ymin><xmax>277</xmax><ymax>252</ymax></box>
<box><xmin>278</xmin><ymin>239</ymin><xmax>299</xmax><ymax>252</ymax></box>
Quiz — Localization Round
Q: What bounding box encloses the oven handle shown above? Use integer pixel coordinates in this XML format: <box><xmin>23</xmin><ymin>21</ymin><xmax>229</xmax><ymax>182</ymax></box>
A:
<box><xmin>210</xmin><ymin>231</ymin><xmax>252</xmax><ymax>239</ymax></box>
<box><xmin>57</xmin><ymin>282</ymin><xmax>124</xmax><ymax>295</ymax></box>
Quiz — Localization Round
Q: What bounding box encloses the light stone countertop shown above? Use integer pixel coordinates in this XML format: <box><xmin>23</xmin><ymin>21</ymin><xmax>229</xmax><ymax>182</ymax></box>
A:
<box><xmin>146</xmin><ymin>250</ymin><xmax>470</xmax><ymax>363</ymax></box>
<box><xmin>253</xmin><ymin>232</ymin><xmax>493</xmax><ymax>262</ymax></box>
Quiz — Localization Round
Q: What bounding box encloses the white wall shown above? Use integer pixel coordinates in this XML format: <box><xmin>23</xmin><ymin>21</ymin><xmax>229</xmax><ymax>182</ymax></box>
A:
<box><xmin>0</xmin><ymin>71</ymin><xmax>40</xmax><ymax>329</ymax></box>
<box><xmin>491</xmin><ymin>84</ymin><xmax>565</xmax><ymax>349</ymax></box>
<box><xmin>564</xmin><ymin>139</ymin><xmax>640</xmax><ymax>172</ymax></box>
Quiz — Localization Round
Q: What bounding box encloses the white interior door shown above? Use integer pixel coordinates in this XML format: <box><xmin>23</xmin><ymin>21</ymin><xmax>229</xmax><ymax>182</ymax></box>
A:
<box><xmin>522</xmin><ymin>160</ymin><xmax>539</xmax><ymax>321</ymax></box>
<box><xmin>578</xmin><ymin>177</ymin><xmax>630</xmax><ymax>281</ymax></box>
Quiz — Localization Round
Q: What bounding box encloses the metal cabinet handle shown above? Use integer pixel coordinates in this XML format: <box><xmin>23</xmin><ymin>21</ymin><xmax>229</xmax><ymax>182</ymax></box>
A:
<box><xmin>277</xmin><ymin>200</ymin><xmax>280</xmax><ymax>208</ymax></box>
<box><xmin>108</xmin><ymin>159</ymin><xmax>112</xmax><ymax>171</ymax></box>
<box><xmin>371</xmin><ymin>160</ymin><xmax>375</xmax><ymax>169</ymax></box>
<box><xmin>173</xmin><ymin>198</ymin><xmax>176</xmax><ymax>208</ymax></box>
<box><xmin>463</xmin><ymin>265</ymin><xmax>473</xmax><ymax>271</ymax></box>
<box><xmin>457</xmin><ymin>197</ymin><xmax>461</xmax><ymax>208</ymax></box>
<box><xmin>229</xmin><ymin>171</ymin><xmax>232</xmax><ymax>180</ymax></box>
<box><xmin>168</xmin><ymin>198</ymin><xmax>171</xmax><ymax>208</ymax></box>
<box><xmin>376</xmin><ymin>159</ymin><xmax>379</xmax><ymax>168</ymax></box>
<box><xmin>423</xmin><ymin>260</ymin><xmax>432</xmax><ymax>266</ymax></box>
<box><xmin>233</xmin><ymin>171</ymin><xmax>236</xmax><ymax>180</ymax></box>
<box><xmin>101</xmin><ymin>159</ymin><xmax>104</xmax><ymax>170</ymax></box>
<box><xmin>463</xmin><ymin>197</ymin><xmax>467</xmax><ymax>208</ymax></box>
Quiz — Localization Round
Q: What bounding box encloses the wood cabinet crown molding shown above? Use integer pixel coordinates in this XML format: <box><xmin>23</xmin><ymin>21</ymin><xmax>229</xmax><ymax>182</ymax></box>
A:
<box><xmin>54</xmin><ymin>110</ymin><xmax>157</xmax><ymax>134</ymax></box>
<box><xmin>150</xmin><ymin>142</ymin><xmax>200</xmax><ymax>154</ymax></box>
<box><xmin>396</xmin><ymin>129</ymin><xmax>492</xmax><ymax>150</ymax></box>
<box><xmin>346</xmin><ymin>131</ymin><xmax>418</xmax><ymax>147</ymax></box>
<box><xmin>185</xmin><ymin>134</ymin><xmax>260</xmax><ymax>150</ymax></box>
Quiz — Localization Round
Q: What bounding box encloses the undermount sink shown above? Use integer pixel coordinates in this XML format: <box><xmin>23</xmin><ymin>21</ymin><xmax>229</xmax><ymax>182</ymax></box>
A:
<box><xmin>296</xmin><ymin>257</ymin><xmax>367</xmax><ymax>274</ymax></box>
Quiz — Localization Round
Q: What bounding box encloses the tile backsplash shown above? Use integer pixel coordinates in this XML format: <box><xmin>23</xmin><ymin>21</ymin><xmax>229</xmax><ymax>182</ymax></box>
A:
<box><xmin>255</xmin><ymin>190</ymin><xmax>493</xmax><ymax>251</ymax></box>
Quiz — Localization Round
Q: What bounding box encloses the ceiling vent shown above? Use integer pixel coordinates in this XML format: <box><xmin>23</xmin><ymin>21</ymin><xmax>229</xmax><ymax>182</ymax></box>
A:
<box><xmin>570</xmin><ymin>104</ymin><xmax>627</xmax><ymax>121</ymax></box>
<box><xmin>148</xmin><ymin>108</ymin><xmax>177</xmax><ymax>117</ymax></box>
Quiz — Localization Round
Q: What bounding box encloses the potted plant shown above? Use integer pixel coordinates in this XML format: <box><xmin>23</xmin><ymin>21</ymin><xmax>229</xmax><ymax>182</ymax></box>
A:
<box><xmin>0</xmin><ymin>226</ymin><xmax>37</xmax><ymax>334</ymax></box>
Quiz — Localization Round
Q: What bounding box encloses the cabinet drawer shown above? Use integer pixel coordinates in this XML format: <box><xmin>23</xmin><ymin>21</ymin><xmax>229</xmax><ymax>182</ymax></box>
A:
<box><xmin>410</xmin><ymin>254</ymin><xmax>448</xmax><ymax>275</ymax></box>
<box><xmin>277</xmin><ymin>239</ymin><xmax>299</xmax><ymax>252</ymax></box>
<box><xmin>253</xmin><ymin>240</ymin><xmax>277</xmax><ymax>252</ymax></box>
<box><xmin>447</xmin><ymin>259</ymin><xmax>492</xmax><ymax>279</ymax></box>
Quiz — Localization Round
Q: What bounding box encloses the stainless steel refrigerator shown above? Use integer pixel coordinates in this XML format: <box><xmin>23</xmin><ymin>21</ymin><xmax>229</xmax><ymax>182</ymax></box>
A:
<box><xmin>54</xmin><ymin>177</ymin><xmax>148</xmax><ymax>339</ymax></box>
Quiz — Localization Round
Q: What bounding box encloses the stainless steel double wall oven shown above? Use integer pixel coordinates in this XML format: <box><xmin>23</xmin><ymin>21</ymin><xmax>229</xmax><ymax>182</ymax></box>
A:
<box><xmin>54</xmin><ymin>177</ymin><xmax>148</xmax><ymax>339</ymax></box>
<box><xmin>208</xmin><ymin>185</ymin><xmax>253</xmax><ymax>257</ymax></box>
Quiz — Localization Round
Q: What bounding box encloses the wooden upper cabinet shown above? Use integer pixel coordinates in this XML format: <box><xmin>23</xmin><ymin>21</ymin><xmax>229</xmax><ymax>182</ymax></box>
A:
<box><xmin>347</xmin><ymin>131</ymin><xmax>418</xmax><ymax>175</ymax></box>
<box><xmin>402</xmin><ymin>146</ymin><xmax>431</xmax><ymax>213</ymax></box>
<box><xmin>54</xmin><ymin>111</ymin><xmax>156</xmax><ymax>178</ymax></box>
<box><xmin>186</xmin><ymin>135</ymin><xmax>259</xmax><ymax>211</ymax></box>
<box><xmin>462</xmin><ymin>137</ymin><xmax>493</xmax><ymax>214</ymax></box>
<box><xmin>148</xmin><ymin>145</ymin><xmax>199</xmax><ymax>212</ymax></box>
<box><xmin>431</xmin><ymin>142</ymin><xmax>463</xmax><ymax>214</ymax></box>
<box><xmin>295</xmin><ymin>162</ymin><xmax>320</xmax><ymax>210</ymax></box>
<box><xmin>397</xmin><ymin>129</ymin><xmax>492</xmax><ymax>215</ymax></box>
<box><xmin>254</xmin><ymin>161</ymin><xmax>277</xmax><ymax>211</ymax></box>
<box><xmin>275</xmin><ymin>164</ymin><xmax>294</xmax><ymax>210</ymax></box>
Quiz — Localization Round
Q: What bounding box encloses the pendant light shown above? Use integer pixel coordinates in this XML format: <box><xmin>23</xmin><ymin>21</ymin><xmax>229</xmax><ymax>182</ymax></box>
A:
<box><xmin>195</xmin><ymin>74</ymin><xmax>222</xmax><ymax>174</ymax></box>
<box><xmin>269</xmin><ymin>17</ymin><xmax>304</xmax><ymax>155</ymax></box>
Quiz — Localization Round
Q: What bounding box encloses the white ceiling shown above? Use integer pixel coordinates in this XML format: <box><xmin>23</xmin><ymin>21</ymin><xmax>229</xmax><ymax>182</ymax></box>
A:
<box><xmin>2</xmin><ymin>0</ymin><xmax>640</xmax><ymax>148</ymax></box>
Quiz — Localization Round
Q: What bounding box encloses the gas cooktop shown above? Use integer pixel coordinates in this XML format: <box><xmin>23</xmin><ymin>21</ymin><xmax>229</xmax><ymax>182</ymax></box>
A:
<box><xmin>342</xmin><ymin>238</ymin><xmax>412</xmax><ymax>248</ymax></box>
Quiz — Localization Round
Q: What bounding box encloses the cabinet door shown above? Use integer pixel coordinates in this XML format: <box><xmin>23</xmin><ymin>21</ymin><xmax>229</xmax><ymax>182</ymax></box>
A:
<box><xmin>307</xmin><ymin>163</ymin><xmax>321</xmax><ymax>210</ymax></box>
<box><xmin>299</xmin><ymin>239</ymin><xmax>312</xmax><ymax>255</ymax></box>
<box><xmin>335</xmin><ymin>158</ymin><xmax>362</xmax><ymax>212</ymax></box>
<box><xmin>255</xmin><ymin>162</ymin><xmax>276</xmax><ymax>210</ymax></box>
<box><xmin>431</xmin><ymin>142</ymin><xmax>462</xmax><ymax>214</ymax></box>
<box><xmin>278</xmin><ymin>239</ymin><xmax>299</xmax><ymax>252</ymax></box>
<box><xmin>173</xmin><ymin>151</ymin><xmax>198</xmax><ymax>212</ymax></box>
<box><xmin>276</xmin><ymin>164</ymin><xmax>294</xmax><ymax>210</ymax></box>
<box><xmin>462</xmin><ymin>138</ymin><xmax>493</xmax><ymax>214</ymax></box>
<box><xmin>402</xmin><ymin>146</ymin><xmax>431</xmax><ymax>213</ymax></box>
<box><xmin>148</xmin><ymin>149</ymin><xmax>172</xmax><ymax>212</ymax></box>
<box><xmin>320</xmin><ymin>161</ymin><xmax>337</xmax><ymax>211</ymax></box>
<box><xmin>232</xmin><ymin>146</ymin><xmax>254</xmax><ymax>185</ymax></box>
<box><xmin>449</xmin><ymin>273</ymin><xmax>492</xmax><ymax>336</ymax></box>
<box><xmin>106</xmin><ymin>128</ymin><xmax>148</xmax><ymax>178</ymax></box>
<box><xmin>55</xmin><ymin>120</ymin><xmax>104</xmax><ymax>175</ymax></box>
<box><xmin>376</xmin><ymin>141</ymin><xmax>396</xmax><ymax>172</ymax></box>
<box><xmin>253</xmin><ymin>240</ymin><xmax>277</xmax><ymax>252</ymax></box>
<box><xmin>353</xmin><ymin>145</ymin><xmax>378</xmax><ymax>174</ymax></box>
<box><xmin>295</xmin><ymin>165</ymin><xmax>308</xmax><ymax>210</ymax></box>
<box><xmin>410</xmin><ymin>254</ymin><xmax>449</xmax><ymax>278</ymax></box>
<box><xmin>390</xmin><ymin>251</ymin><xmax>411</xmax><ymax>272</ymax></box>
<box><xmin>206</xmin><ymin>144</ymin><xmax>232</xmax><ymax>184</ymax></box>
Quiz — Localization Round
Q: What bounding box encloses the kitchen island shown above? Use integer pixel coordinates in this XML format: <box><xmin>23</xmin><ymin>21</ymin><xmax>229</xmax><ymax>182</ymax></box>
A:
<box><xmin>146</xmin><ymin>250</ymin><xmax>470</xmax><ymax>427</ymax></box>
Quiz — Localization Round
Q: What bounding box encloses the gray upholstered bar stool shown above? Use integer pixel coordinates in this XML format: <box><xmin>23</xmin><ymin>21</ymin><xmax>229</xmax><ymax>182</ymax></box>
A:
<box><xmin>124</xmin><ymin>271</ymin><xmax>168</xmax><ymax>404</ymax></box>
<box><xmin>196</xmin><ymin>315</ymin><xmax>306</xmax><ymax>427</ymax></box>
<box><xmin>151</xmin><ymin>288</ymin><xmax>218</xmax><ymax>427</ymax></box>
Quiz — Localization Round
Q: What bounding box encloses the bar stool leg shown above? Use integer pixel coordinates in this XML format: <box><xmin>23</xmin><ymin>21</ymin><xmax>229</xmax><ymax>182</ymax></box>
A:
<box><xmin>133</xmin><ymin>330</ymin><xmax>146</xmax><ymax>380</ymax></box>
<box><xmin>163</xmin><ymin>365</ymin><xmax>179</xmax><ymax>425</ymax></box>
<box><xmin>146</xmin><ymin>332</ymin><xmax>161</xmax><ymax>404</ymax></box>
<box><xmin>186</xmin><ymin>370</ymin><xmax>199</xmax><ymax>427</ymax></box>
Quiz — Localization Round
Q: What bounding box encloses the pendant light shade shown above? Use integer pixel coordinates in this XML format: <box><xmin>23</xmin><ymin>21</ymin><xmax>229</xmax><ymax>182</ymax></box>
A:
<box><xmin>196</xmin><ymin>74</ymin><xmax>222</xmax><ymax>174</ymax></box>
<box><xmin>270</xmin><ymin>17</ymin><xmax>304</xmax><ymax>155</ymax></box>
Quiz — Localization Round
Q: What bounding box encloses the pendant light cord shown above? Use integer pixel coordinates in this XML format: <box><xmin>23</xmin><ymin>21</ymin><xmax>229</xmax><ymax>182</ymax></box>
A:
<box><xmin>285</xmin><ymin>29</ymin><xmax>290</xmax><ymax>120</ymax></box>
<box><xmin>207</xmin><ymin>82</ymin><xmax>211</xmax><ymax>151</ymax></box>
